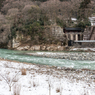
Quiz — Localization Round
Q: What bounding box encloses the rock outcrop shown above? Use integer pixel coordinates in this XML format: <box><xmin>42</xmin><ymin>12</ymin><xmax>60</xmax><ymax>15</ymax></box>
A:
<box><xmin>16</xmin><ymin>45</ymin><xmax>66</xmax><ymax>51</ymax></box>
<box><xmin>8</xmin><ymin>25</ymin><xmax>68</xmax><ymax>51</ymax></box>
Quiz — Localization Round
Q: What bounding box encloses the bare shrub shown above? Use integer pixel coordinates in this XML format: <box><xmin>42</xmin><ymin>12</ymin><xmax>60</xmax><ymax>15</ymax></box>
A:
<box><xmin>22</xmin><ymin>4</ymin><xmax>32</xmax><ymax>14</ymax></box>
<box><xmin>7</xmin><ymin>8</ymin><xmax>19</xmax><ymax>16</ymax></box>
<box><xmin>32</xmin><ymin>78</ymin><xmax>39</xmax><ymax>87</ymax></box>
<box><xmin>33</xmin><ymin>81</ymin><xmax>36</xmax><ymax>87</ymax></box>
<box><xmin>21</xmin><ymin>68</ymin><xmax>27</xmax><ymax>75</ymax></box>
<box><xmin>0</xmin><ymin>13</ymin><xmax>6</xmax><ymax>24</ymax></box>
<box><xmin>0</xmin><ymin>71</ymin><xmax>20</xmax><ymax>91</ymax></box>
<box><xmin>12</xmin><ymin>76</ymin><xmax>19</xmax><ymax>83</ymax></box>
<box><xmin>48</xmin><ymin>76</ymin><xmax>51</xmax><ymax>95</ymax></box>
<box><xmin>4</xmin><ymin>62</ymin><xmax>9</xmax><ymax>68</ymax></box>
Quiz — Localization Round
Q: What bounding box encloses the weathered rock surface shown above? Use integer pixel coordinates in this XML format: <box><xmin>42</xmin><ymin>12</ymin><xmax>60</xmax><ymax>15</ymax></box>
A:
<box><xmin>17</xmin><ymin>45</ymin><xmax>30</xmax><ymax>50</ymax></box>
<box><xmin>29</xmin><ymin>45</ymin><xmax>41</xmax><ymax>51</ymax></box>
<box><xmin>16</xmin><ymin>45</ymin><xmax>66</xmax><ymax>51</ymax></box>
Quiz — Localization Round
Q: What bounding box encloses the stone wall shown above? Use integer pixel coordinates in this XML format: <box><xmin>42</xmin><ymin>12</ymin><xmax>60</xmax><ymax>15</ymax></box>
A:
<box><xmin>51</xmin><ymin>25</ymin><xmax>68</xmax><ymax>45</ymax></box>
<box><xmin>51</xmin><ymin>25</ymin><xmax>64</xmax><ymax>39</ymax></box>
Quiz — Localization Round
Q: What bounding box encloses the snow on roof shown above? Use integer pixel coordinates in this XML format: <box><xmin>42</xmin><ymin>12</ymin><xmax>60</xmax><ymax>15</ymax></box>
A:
<box><xmin>71</xmin><ymin>18</ymin><xmax>77</xmax><ymax>21</ymax></box>
<box><xmin>89</xmin><ymin>17</ymin><xmax>95</xmax><ymax>20</ymax></box>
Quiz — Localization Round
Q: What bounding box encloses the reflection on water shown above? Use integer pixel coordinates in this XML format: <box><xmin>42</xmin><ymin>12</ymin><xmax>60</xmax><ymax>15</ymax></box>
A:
<box><xmin>0</xmin><ymin>49</ymin><xmax>95</xmax><ymax>70</ymax></box>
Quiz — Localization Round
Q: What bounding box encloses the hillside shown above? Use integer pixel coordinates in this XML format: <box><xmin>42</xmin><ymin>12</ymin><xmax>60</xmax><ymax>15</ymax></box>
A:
<box><xmin>0</xmin><ymin>0</ymin><xmax>94</xmax><ymax>49</ymax></box>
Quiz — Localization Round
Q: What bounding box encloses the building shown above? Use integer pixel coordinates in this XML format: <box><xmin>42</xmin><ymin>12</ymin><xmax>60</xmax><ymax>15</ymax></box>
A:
<box><xmin>64</xmin><ymin>27</ymin><xmax>83</xmax><ymax>41</ymax></box>
<box><xmin>88</xmin><ymin>17</ymin><xmax>95</xmax><ymax>26</ymax></box>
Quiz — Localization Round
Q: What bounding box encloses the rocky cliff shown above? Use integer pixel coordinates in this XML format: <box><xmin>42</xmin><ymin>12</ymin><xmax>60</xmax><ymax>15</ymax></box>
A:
<box><xmin>8</xmin><ymin>25</ymin><xmax>68</xmax><ymax>51</ymax></box>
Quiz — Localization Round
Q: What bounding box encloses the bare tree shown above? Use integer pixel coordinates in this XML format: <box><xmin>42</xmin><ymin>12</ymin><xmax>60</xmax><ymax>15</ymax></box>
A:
<box><xmin>0</xmin><ymin>71</ymin><xmax>20</xmax><ymax>91</ymax></box>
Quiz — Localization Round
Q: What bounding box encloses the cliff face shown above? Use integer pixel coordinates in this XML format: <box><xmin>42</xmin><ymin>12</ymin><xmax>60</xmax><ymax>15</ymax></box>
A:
<box><xmin>9</xmin><ymin>25</ymin><xmax>68</xmax><ymax>51</ymax></box>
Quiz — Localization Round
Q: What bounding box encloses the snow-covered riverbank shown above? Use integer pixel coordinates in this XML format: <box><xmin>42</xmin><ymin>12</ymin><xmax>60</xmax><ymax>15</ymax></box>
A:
<box><xmin>0</xmin><ymin>59</ymin><xmax>95</xmax><ymax>95</ymax></box>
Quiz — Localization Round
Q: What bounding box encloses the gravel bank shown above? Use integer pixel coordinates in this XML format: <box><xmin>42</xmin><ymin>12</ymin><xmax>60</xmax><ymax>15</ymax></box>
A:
<box><xmin>27</xmin><ymin>52</ymin><xmax>95</xmax><ymax>61</ymax></box>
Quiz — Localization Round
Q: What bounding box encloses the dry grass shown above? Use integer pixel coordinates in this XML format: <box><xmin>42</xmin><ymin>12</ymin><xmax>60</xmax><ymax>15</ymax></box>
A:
<box><xmin>21</xmin><ymin>68</ymin><xmax>27</xmax><ymax>75</ymax></box>
<box><xmin>13</xmin><ymin>84</ymin><xmax>21</xmax><ymax>95</ymax></box>
<box><xmin>56</xmin><ymin>88</ymin><xmax>60</xmax><ymax>93</ymax></box>
<box><xmin>33</xmin><ymin>81</ymin><xmax>36</xmax><ymax>87</ymax></box>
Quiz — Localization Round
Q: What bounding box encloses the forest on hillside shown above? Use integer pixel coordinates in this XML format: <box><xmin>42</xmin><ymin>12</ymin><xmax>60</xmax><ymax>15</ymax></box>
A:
<box><xmin>0</xmin><ymin>0</ymin><xmax>95</xmax><ymax>46</ymax></box>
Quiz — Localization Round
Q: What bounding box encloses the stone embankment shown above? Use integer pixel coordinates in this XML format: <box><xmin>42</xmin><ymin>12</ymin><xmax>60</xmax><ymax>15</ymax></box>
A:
<box><xmin>27</xmin><ymin>52</ymin><xmax>95</xmax><ymax>61</ymax></box>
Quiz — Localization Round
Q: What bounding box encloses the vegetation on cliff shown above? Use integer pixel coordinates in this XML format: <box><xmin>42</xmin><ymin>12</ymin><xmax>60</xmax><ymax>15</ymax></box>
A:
<box><xmin>0</xmin><ymin>0</ymin><xmax>94</xmax><ymax>48</ymax></box>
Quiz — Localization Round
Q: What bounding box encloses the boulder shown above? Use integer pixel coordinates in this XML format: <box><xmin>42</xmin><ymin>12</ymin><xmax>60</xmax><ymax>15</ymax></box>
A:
<box><xmin>12</xmin><ymin>38</ymin><xmax>21</xmax><ymax>49</ymax></box>
<box><xmin>17</xmin><ymin>45</ymin><xmax>30</xmax><ymax>50</ymax></box>
<box><xmin>29</xmin><ymin>46</ymin><xmax>35</xmax><ymax>51</ymax></box>
<box><xmin>34</xmin><ymin>45</ymin><xmax>41</xmax><ymax>51</ymax></box>
<box><xmin>46</xmin><ymin>46</ymin><xmax>51</xmax><ymax>51</ymax></box>
<box><xmin>57</xmin><ymin>46</ymin><xmax>64</xmax><ymax>51</ymax></box>
<box><xmin>41</xmin><ymin>46</ymin><xmax>46</xmax><ymax>51</ymax></box>
<box><xmin>29</xmin><ymin>45</ymin><xmax>41</xmax><ymax>51</ymax></box>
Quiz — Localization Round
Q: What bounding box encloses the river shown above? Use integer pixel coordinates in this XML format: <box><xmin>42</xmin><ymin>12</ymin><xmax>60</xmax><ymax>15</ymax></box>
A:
<box><xmin>0</xmin><ymin>49</ymin><xmax>95</xmax><ymax>70</ymax></box>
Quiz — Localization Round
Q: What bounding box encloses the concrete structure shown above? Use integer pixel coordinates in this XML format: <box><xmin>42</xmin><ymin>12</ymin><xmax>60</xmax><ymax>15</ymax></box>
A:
<box><xmin>74</xmin><ymin>40</ymin><xmax>95</xmax><ymax>47</ymax></box>
<box><xmin>83</xmin><ymin>26</ymin><xmax>95</xmax><ymax>40</ymax></box>
<box><xmin>89</xmin><ymin>17</ymin><xmax>95</xmax><ymax>26</ymax></box>
<box><xmin>64</xmin><ymin>27</ymin><xmax>83</xmax><ymax>41</ymax></box>
<box><xmin>74</xmin><ymin>26</ymin><xmax>95</xmax><ymax>47</ymax></box>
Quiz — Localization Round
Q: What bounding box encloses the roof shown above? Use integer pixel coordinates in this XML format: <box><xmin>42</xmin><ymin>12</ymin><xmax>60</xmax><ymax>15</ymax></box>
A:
<box><xmin>89</xmin><ymin>17</ymin><xmax>95</xmax><ymax>20</ymax></box>
<box><xmin>64</xmin><ymin>27</ymin><xmax>81</xmax><ymax>31</ymax></box>
<box><xmin>71</xmin><ymin>18</ymin><xmax>77</xmax><ymax>21</ymax></box>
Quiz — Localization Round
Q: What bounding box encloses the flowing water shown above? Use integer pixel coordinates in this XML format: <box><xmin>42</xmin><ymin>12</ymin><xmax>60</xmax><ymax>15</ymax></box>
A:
<box><xmin>0</xmin><ymin>49</ymin><xmax>95</xmax><ymax>70</ymax></box>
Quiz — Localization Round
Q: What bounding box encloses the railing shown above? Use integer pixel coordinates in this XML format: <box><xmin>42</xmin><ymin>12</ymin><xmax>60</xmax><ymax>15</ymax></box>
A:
<box><xmin>74</xmin><ymin>40</ymin><xmax>95</xmax><ymax>42</ymax></box>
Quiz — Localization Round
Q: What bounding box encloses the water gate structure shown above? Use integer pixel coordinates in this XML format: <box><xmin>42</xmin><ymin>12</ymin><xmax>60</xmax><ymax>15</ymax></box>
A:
<box><xmin>64</xmin><ymin>26</ymin><xmax>95</xmax><ymax>47</ymax></box>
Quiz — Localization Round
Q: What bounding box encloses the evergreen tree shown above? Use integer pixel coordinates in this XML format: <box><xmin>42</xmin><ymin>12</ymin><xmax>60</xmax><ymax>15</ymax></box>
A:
<box><xmin>77</xmin><ymin>0</ymin><xmax>91</xmax><ymax>28</ymax></box>
<box><xmin>79</xmin><ymin>0</ymin><xmax>91</xmax><ymax>9</ymax></box>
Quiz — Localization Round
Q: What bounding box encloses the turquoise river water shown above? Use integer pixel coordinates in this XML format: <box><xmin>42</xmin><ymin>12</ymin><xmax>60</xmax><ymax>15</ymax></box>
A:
<box><xmin>0</xmin><ymin>49</ymin><xmax>95</xmax><ymax>70</ymax></box>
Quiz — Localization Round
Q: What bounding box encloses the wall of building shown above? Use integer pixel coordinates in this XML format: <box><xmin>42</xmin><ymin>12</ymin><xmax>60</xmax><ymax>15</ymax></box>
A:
<box><xmin>65</xmin><ymin>32</ymin><xmax>83</xmax><ymax>41</ymax></box>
